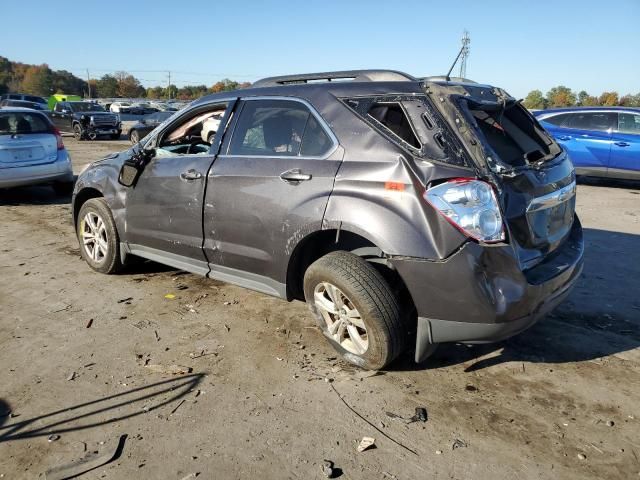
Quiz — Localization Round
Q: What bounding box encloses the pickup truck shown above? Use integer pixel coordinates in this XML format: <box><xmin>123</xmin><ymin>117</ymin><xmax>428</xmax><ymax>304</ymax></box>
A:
<box><xmin>50</xmin><ymin>101</ymin><xmax>122</xmax><ymax>140</ymax></box>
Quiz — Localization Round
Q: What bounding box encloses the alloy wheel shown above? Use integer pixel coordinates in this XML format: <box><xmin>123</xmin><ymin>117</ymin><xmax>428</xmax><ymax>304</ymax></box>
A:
<box><xmin>81</xmin><ymin>212</ymin><xmax>108</xmax><ymax>263</ymax></box>
<box><xmin>313</xmin><ymin>282</ymin><xmax>368</xmax><ymax>355</ymax></box>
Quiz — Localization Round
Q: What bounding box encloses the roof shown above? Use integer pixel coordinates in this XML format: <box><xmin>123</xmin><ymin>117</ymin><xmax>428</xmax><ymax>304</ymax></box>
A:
<box><xmin>536</xmin><ymin>106</ymin><xmax>640</xmax><ymax>115</ymax></box>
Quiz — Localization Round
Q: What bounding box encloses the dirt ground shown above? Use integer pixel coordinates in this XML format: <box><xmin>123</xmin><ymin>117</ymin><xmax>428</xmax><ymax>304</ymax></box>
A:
<box><xmin>1</xmin><ymin>137</ymin><xmax>639</xmax><ymax>480</ymax></box>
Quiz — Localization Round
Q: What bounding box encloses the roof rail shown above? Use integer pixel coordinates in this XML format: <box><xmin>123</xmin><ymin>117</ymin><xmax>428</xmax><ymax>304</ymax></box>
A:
<box><xmin>252</xmin><ymin>70</ymin><xmax>416</xmax><ymax>87</ymax></box>
<box><xmin>422</xmin><ymin>75</ymin><xmax>477</xmax><ymax>84</ymax></box>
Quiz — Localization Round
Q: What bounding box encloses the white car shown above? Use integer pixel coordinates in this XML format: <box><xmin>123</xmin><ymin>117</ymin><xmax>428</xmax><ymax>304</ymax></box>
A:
<box><xmin>201</xmin><ymin>113</ymin><xmax>223</xmax><ymax>143</ymax></box>
<box><xmin>110</xmin><ymin>102</ymin><xmax>131</xmax><ymax>113</ymax></box>
<box><xmin>0</xmin><ymin>108</ymin><xmax>74</xmax><ymax>194</ymax></box>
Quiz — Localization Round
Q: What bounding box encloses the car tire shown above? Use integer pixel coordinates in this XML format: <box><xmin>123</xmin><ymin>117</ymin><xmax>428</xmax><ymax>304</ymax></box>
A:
<box><xmin>52</xmin><ymin>180</ymin><xmax>75</xmax><ymax>196</ymax></box>
<box><xmin>129</xmin><ymin>130</ymin><xmax>140</xmax><ymax>144</ymax></box>
<box><xmin>76</xmin><ymin>198</ymin><xmax>123</xmax><ymax>274</ymax></box>
<box><xmin>303</xmin><ymin>251</ymin><xmax>407</xmax><ymax>370</ymax></box>
<box><xmin>73</xmin><ymin>123</ymin><xmax>83</xmax><ymax>140</ymax></box>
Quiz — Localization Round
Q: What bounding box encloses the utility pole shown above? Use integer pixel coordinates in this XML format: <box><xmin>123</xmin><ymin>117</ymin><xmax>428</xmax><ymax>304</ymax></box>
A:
<box><xmin>459</xmin><ymin>31</ymin><xmax>470</xmax><ymax>79</ymax></box>
<box><xmin>86</xmin><ymin>69</ymin><xmax>91</xmax><ymax>99</ymax></box>
<box><xmin>167</xmin><ymin>70</ymin><xmax>171</xmax><ymax>99</ymax></box>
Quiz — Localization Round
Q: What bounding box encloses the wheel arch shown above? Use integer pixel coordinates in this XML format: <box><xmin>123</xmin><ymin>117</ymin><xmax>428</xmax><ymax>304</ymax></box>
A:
<box><xmin>73</xmin><ymin>187</ymin><xmax>103</xmax><ymax>225</ymax></box>
<box><xmin>285</xmin><ymin>227</ymin><xmax>416</xmax><ymax>317</ymax></box>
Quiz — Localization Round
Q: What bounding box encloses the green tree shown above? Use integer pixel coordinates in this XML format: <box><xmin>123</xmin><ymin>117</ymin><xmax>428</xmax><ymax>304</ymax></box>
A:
<box><xmin>619</xmin><ymin>93</ymin><xmax>640</xmax><ymax>107</ymax></box>
<box><xmin>96</xmin><ymin>74</ymin><xmax>118</xmax><ymax>97</ymax></box>
<box><xmin>164</xmin><ymin>84</ymin><xmax>178</xmax><ymax>99</ymax></box>
<box><xmin>581</xmin><ymin>95</ymin><xmax>600</xmax><ymax>106</ymax></box>
<box><xmin>523</xmin><ymin>90</ymin><xmax>547</xmax><ymax>109</ymax></box>
<box><xmin>21</xmin><ymin>65</ymin><xmax>53</xmax><ymax>96</ymax></box>
<box><xmin>546</xmin><ymin>86</ymin><xmax>576</xmax><ymax>107</ymax></box>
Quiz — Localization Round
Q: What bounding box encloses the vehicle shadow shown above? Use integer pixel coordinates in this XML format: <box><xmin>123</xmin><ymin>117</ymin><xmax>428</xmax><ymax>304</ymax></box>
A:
<box><xmin>392</xmin><ymin>227</ymin><xmax>640</xmax><ymax>372</ymax></box>
<box><xmin>0</xmin><ymin>374</ymin><xmax>203</xmax><ymax>443</ymax></box>
<box><xmin>577</xmin><ymin>175</ymin><xmax>640</xmax><ymax>190</ymax></box>
<box><xmin>0</xmin><ymin>182</ymin><xmax>75</xmax><ymax>206</ymax></box>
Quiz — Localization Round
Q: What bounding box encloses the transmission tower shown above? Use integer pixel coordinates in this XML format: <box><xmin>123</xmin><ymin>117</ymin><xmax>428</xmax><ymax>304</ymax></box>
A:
<box><xmin>459</xmin><ymin>31</ymin><xmax>470</xmax><ymax>78</ymax></box>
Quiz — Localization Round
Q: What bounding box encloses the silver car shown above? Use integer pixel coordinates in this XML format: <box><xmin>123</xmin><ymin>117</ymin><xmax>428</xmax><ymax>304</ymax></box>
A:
<box><xmin>0</xmin><ymin>108</ymin><xmax>74</xmax><ymax>194</ymax></box>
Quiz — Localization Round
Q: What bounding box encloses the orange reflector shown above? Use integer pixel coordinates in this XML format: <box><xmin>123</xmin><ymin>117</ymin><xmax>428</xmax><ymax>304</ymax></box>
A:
<box><xmin>384</xmin><ymin>181</ymin><xmax>405</xmax><ymax>191</ymax></box>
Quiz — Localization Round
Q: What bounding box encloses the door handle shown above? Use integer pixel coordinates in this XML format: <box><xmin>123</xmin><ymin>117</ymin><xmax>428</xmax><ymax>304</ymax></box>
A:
<box><xmin>557</xmin><ymin>135</ymin><xmax>572</xmax><ymax>141</ymax></box>
<box><xmin>614</xmin><ymin>141</ymin><xmax>630</xmax><ymax>147</ymax></box>
<box><xmin>180</xmin><ymin>169</ymin><xmax>203</xmax><ymax>181</ymax></box>
<box><xmin>279</xmin><ymin>168</ymin><xmax>312</xmax><ymax>183</ymax></box>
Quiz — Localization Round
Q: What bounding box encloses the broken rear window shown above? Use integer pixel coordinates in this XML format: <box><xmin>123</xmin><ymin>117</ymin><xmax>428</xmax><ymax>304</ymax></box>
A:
<box><xmin>470</xmin><ymin>104</ymin><xmax>559</xmax><ymax>167</ymax></box>
<box><xmin>367</xmin><ymin>102</ymin><xmax>421</xmax><ymax>149</ymax></box>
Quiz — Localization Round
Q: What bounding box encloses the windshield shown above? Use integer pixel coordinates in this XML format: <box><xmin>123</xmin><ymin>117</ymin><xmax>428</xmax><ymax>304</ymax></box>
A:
<box><xmin>69</xmin><ymin>102</ymin><xmax>105</xmax><ymax>112</ymax></box>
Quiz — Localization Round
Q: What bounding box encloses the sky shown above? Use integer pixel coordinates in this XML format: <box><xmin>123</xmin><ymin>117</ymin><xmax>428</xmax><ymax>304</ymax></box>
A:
<box><xmin>1</xmin><ymin>0</ymin><xmax>638</xmax><ymax>99</ymax></box>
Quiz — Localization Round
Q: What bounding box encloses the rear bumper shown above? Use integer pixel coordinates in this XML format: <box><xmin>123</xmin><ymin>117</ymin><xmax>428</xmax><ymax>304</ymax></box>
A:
<box><xmin>390</xmin><ymin>217</ymin><xmax>584</xmax><ymax>362</ymax></box>
<box><xmin>0</xmin><ymin>151</ymin><xmax>74</xmax><ymax>188</ymax></box>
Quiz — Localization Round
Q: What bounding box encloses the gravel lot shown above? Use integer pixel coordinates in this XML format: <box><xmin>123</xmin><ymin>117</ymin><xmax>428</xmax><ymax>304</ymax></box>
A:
<box><xmin>0</xmin><ymin>137</ymin><xmax>639</xmax><ymax>479</ymax></box>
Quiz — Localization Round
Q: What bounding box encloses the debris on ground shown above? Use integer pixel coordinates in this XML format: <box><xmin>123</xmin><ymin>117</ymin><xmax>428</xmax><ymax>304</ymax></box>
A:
<box><xmin>154</xmin><ymin>330</ymin><xmax>160</xmax><ymax>341</ymax></box>
<box><xmin>452</xmin><ymin>438</ymin><xmax>467</xmax><ymax>450</ymax></box>
<box><xmin>85</xmin><ymin>319</ymin><xmax>93</xmax><ymax>328</ymax></box>
<box><xmin>224</xmin><ymin>324</ymin><xmax>230</xmax><ymax>332</ymax></box>
<box><xmin>606</xmin><ymin>420</ymin><xmax>615</xmax><ymax>427</ymax></box>
<box><xmin>66</xmin><ymin>372</ymin><xmax>77</xmax><ymax>381</ymax></box>
<box><xmin>410</xmin><ymin>407</ymin><xmax>428</xmax><ymax>423</ymax></box>
<box><xmin>164</xmin><ymin>294</ymin><xmax>175</xmax><ymax>299</ymax></box>
<box><xmin>465</xmin><ymin>384</ymin><xmax>478</xmax><ymax>392</ymax></box>
<box><xmin>170</xmin><ymin>399</ymin><xmax>186</xmax><ymax>415</ymax></box>
<box><xmin>578</xmin><ymin>453</ymin><xmax>587</xmax><ymax>460</ymax></box>
<box><xmin>144</xmin><ymin>364</ymin><xmax>192</xmax><ymax>375</ymax></box>
<box><xmin>179</xmin><ymin>473</ymin><xmax>200</xmax><ymax>480</ymax></box>
<box><xmin>117</xmin><ymin>297</ymin><xmax>133</xmax><ymax>304</ymax></box>
<box><xmin>357</xmin><ymin>436</ymin><xmax>376</xmax><ymax>452</ymax></box>
<box><xmin>48</xmin><ymin>434</ymin><xmax>60</xmax><ymax>442</ymax></box>
<box><xmin>44</xmin><ymin>434</ymin><xmax>127</xmax><ymax>480</ymax></box>
<box><xmin>321</xmin><ymin>459</ymin><xmax>336</xmax><ymax>478</ymax></box>
<box><xmin>435</xmin><ymin>450</ymin><xmax>443</xmax><ymax>455</ymax></box>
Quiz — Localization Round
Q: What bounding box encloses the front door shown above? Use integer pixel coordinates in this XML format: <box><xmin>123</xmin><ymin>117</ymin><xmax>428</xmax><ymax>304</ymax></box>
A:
<box><xmin>124</xmin><ymin>100</ymin><xmax>234</xmax><ymax>275</ymax></box>
<box><xmin>203</xmin><ymin>98</ymin><xmax>343</xmax><ymax>292</ymax></box>
<box><xmin>609</xmin><ymin>112</ymin><xmax>640</xmax><ymax>179</ymax></box>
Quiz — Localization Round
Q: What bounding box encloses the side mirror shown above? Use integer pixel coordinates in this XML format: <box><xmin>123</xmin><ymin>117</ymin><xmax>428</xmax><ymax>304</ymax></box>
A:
<box><xmin>118</xmin><ymin>148</ymin><xmax>155</xmax><ymax>187</ymax></box>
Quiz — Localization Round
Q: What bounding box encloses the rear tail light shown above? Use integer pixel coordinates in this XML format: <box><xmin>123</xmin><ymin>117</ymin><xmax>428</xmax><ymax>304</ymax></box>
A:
<box><xmin>52</xmin><ymin>126</ymin><xmax>64</xmax><ymax>150</ymax></box>
<box><xmin>424</xmin><ymin>178</ymin><xmax>505</xmax><ymax>243</ymax></box>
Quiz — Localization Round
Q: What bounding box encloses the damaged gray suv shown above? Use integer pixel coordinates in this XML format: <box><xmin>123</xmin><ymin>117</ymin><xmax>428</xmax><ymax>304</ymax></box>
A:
<box><xmin>73</xmin><ymin>70</ymin><xmax>584</xmax><ymax>370</ymax></box>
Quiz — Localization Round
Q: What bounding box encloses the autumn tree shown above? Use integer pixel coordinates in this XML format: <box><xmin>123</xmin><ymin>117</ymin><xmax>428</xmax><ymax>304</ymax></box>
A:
<box><xmin>21</xmin><ymin>65</ymin><xmax>52</xmax><ymax>96</ymax></box>
<box><xmin>598</xmin><ymin>91</ymin><xmax>619</xmax><ymax>106</ymax></box>
<box><xmin>114</xmin><ymin>71</ymin><xmax>145</xmax><ymax>98</ymax></box>
<box><xmin>546</xmin><ymin>86</ymin><xmax>576</xmax><ymax>108</ymax></box>
<box><xmin>523</xmin><ymin>90</ymin><xmax>547</xmax><ymax>109</ymax></box>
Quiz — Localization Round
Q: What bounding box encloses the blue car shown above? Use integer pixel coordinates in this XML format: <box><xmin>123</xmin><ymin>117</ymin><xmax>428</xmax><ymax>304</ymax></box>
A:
<box><xmin>534</xmin><ymin>107</ymin><xmax>640</xmax><ymax>180</ymax></box>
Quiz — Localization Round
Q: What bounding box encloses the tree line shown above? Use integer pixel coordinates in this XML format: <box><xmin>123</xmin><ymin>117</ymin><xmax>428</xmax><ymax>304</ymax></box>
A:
<box><xmin>523</xmin><ymin>86</ymin><xmax>640</xmax><ymax>109</ymax></box>
<box><xmin>0</xmin><ymin>56</ymin><xmax>251</xmax><ymax>100</ymax></box>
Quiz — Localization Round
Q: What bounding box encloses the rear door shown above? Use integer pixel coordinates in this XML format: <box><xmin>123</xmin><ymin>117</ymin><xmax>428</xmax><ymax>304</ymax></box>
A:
<box><xmin>558</xmin><ymin>111</ymin><xmax>616</xmax><ymax>176</ymax></box>
<box><xmin>203</xmin><ymin>98</ymin><xmax>342</xmax><ymax>290</ymax></box>
<box><xmin>51</xmin><ymin>102</ymin><xmax>72</xmax><ymax>132</ymax></box>
<box><xmin>609</xmin><ymin>112</ymin><xmax>640</xmax><ymax>179</ymax></box>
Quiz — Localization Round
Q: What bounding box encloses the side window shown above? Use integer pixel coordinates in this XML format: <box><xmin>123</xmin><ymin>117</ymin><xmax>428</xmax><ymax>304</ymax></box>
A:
<box><xmin>156</xmin><ymin>103</ymin><xmax>227</xmax><ymax>156</ymax></box>
<box><xmin>367</xmin><ymin>102</ymin><xmax>420</xmax><ymax>149</ymax></box>
<box><xmin>542</xmin><ymin>113</ymin><xmax>571</xmax><ymax>126</ymax></box>
<box><xmin>54</xmin><ymin>103</ymin><xmax>63</xmax><ymax>112</ymax></box>
<box><xmin>229</xmin><ymin>100</ymin><xmax>309</xmax><ymax>156</ymax></box>
<box><xmin>300</xmin><ymin>115</ymin><xmax>332</xmax><ymax>156</ymax></box>
<box><xmin>618</xmin><ymin>113</ymin><xmax>640</xmax><ymax>135</ymax></box>
<box><xmin>565</xmin><ymin>112</ymin><xmax>615</xmax><ymax>132</ymax></box>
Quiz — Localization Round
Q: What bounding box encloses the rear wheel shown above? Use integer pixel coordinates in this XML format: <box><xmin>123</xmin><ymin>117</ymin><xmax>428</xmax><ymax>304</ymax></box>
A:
<box><xmin>304</xmin><ymin>251</ymin><xmax>407</xmax><ymax>370</ymax></box>
<box><xmin>129</xmin><ymin>130</ymin><xmax>140</xmax><ymax>144</ymax></box>
<box><xmin>76</xmin><ymin>198</ymin><xmax>123</xmax><ymax>274</ymax></box>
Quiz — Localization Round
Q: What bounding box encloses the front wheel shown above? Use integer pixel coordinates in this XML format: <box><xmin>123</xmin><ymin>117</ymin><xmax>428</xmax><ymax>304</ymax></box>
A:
<box><xmin>304</xmin><ymin>251</ymin><xmax>407</xmax><ymax>370</ymax></box>
<box><xmin>129</xmin><ymin>130</ymin><xmax>139</xmax><ymax>144</ymax></box>
<box><xmin>73</xmin><ymin>123</ymin><xmax>83</xmax><ymax>140</ymax></box>
<box><xmin>76</xmin><ymin>198</ymin><xmax>123</xmax><ymax>274</ymax></box>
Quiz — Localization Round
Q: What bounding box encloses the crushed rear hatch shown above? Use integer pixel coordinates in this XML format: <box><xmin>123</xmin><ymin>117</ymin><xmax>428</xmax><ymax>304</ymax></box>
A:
<box><xmin>421</xmin><ymin>81</ymin><xmax>576</xmax><ymax>269</ymax></box>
